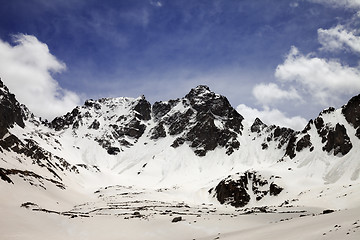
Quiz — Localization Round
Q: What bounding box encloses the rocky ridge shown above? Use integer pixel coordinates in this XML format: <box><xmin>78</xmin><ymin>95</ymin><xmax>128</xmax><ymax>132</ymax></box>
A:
<box><xmin>0</xmin><ymin>79</ymin><xmax>86</xmax><ymax>190</ymax></box>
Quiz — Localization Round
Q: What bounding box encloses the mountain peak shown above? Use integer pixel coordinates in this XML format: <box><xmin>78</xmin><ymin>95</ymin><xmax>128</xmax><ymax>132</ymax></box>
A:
<box><xmin>342</xmin><ymin>93</ymin><xmax>360</xmax><ymax>130</ymax></box>
<box><xmin>193</xmin><ymin>84</ymin><xmax>211</xmax><ymax>92</ymax></box>
<box><xmin>185</xmin><ymin>85</ymin><xmax>212</xmax><ymax>99</ymax></box>
<box><xmin>0</xmin><ymin>78</ymin><xmax>25</xmax><ymax>138</ymax></box>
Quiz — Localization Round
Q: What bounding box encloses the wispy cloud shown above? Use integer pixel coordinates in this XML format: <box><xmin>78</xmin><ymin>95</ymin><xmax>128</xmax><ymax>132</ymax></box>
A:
<box><xmin>0</xmin><ymin>34</ymin><xmax>81</xmax><ymax>120</ymax></box>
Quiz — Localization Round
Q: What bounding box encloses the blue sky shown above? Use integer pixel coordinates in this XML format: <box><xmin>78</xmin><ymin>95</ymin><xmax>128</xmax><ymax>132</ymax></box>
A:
<box><xmin>0</xmin><ymin>0</ymin><xmax>359</xmax><ymax>129</ymax></box>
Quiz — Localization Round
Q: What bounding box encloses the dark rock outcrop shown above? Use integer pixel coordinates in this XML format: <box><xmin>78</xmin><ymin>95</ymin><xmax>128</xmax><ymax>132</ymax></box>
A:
<box><xmin>167</xmin><ymin>109</ymin><xmax>194</xmax><ymax>136</ymax></box>
<box><xmin>323</xmin><ymin>123</ymin><xmax>352</xmax><ymax>156</ymax></box>
<box><xmin>251</xmin><ymin>118</ymin><xmax>267</xmax><ymax>133</ymax></box>
<box><xmin>51</xmin><ymin>107</ymin><xmax>81</xmax><ymax>131</ymax></box>
<box><xmin>51</xmin><ymin>96</ymin><xmax>151</xmax><ymax>154</ymax></box>
<box><xmin>211</xmin><ymin>171</ymin><xmax>283</xmax><ymax>208</ymax></box>
<box><xmin>152</xmin><ymin>100</ymin><xmax>178</xmax><ymax>120</ymax></box>
<box><xmin>133</xmin><ymin>96</ymin><xmax>151</xmax><ymax>121</ymax></box>
<box><xmin>284</xmin><ymin>134</ymin><xmax>297</xmax><ymax>159</ymax></box>
<box><xmin>171</xmin><ymin>216</ymin><xmax>182</xmax><ymax>223</ymax></box>
<box><xmin>0</xmin><ymin>79</ymin><xmax>25</xmax><ymax>138</ymax></box>
<box><xmin>342</xmin><ymin>94</ymin><xmax>360</xmax><ymax>129</ymax></box>
<box><xmin>296</xmin><ymin>134</ymin><xmax>312</xmax><ymax>152</ymax></box>
<box><xmin>213</xmin><ymin>174</ymin><xmax>251</xmax><ymax>208</ymax></box>
<box><xmin>107</xmin><ymin>147</ymin><xmax>120</xmax><ymax>155</ymax></box>
<box><xmin>88</xmin><ymin>119</ymin><xmax>100</xmax><ymax>130</ymax></box>
<box><xmin>314</xmin><ymin>116</ymin><xmax>329</xmax><ymax>143</ymax></box>
<box><xmin>0</xmin><ymin>134</ymin><xmax>78</xmax><ymax>179</ymax></box>
<box><xmin>273</xmin><ymin>127</ymin><xmax>296</xmax><ymax>149</ymax></box>
<box><xmin>0</xmin><ymin>167</ymin><xmax>65</xmax><ymax>189</ymax></box>
<box><xmin>0</xmin><ymin>168</ymin><xmax>13</xmax><ymax>184</ymax></box>
<box><xmin>162</xmin><ymin>85</ymin><xmax>244</xmax><ymax>156</ymax></box>
<box><xmin>342</xmin><ymin>94</ymin><xmax>360</xmax><ymax>139</ymax></box>
<box><xmin>269</xmin><ymin>182</ymin><xmax>283</xmax><ymax>196</ymax></box>
<box><xmin>149</xmin><ymin>122</ymin><xmax>166</xmax><ymax>140</ymax></box>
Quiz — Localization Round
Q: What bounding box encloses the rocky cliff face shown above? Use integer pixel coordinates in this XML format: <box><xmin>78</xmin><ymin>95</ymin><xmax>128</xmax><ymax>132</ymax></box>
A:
<box><xmin>152</xmin><ymin>85</ymin><xmax>243</xmax><ymax>156</ymax></box>
<box><xmin>280</xmin><ymin>101</ymin><xmax>358</xmax><ymax>161</ymax></box>
<box><xmin>210</xmin><ymin>171</ymin><xmax>283</xmax><ymax>208</ymax></box>
<box><xmin>0</xmin><ymin>79</ymin><xmax>84</xmax><ymax>189</ymax></box>
<box><xmin>342</xmin><ymin>94</ymin><xmax>360</xmax><ymax>139</ymax></box>
<box><xmin>0</xmin><ymin>79</ymin><xmax>24</xmax><ymax>138</ymax></box>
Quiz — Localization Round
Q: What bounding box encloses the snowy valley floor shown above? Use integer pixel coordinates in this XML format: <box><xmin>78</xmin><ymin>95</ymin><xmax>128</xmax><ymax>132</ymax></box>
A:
<box><xmin>1</xmin><ymin>181</ymin><xmax>360</xmax><ymax>240</ymax></box>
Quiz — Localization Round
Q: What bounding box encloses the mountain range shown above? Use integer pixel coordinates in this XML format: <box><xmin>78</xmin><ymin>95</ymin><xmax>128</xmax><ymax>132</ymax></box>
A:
<box><xmin>0</xmin><ymin>79</ymin><xmax>359</xmax><ymax>239</ymax></box>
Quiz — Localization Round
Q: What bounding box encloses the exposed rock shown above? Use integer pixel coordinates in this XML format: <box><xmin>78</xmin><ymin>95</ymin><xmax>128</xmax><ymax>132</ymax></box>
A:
<box><xmin>171</xmin><ymin>137</ymin><xmax>185</xmax><ymax>148</ymax></box>
<box><xmin>167</xmin><ymin>109</ymin><xmax>194</xmax><ymax>136</ymax></box>
<box><xmin>320</xmin><ymin>107</ymin><xmax>336</xmax><ymax>115</ymax></box>
<box><xmin>251</xmin><ymin>118</ymin><xmax>267</xmax><ymax>133</ymax></box>
<box><xmin>122</xmin><ymin>118</ymin><xmax>146</xmax><ymax>139</ymax></box>
<box><xmin>342</xmin><ymin>94</ymin><xmax>360</xmax><ymax>139</ymax></box>
<box><xmin>342</xmin><ymin>94</ymin><xmax>360</xmax><ymax>128</ymax></box>
<box><xmin>149</xmin><ymin>122</ymin><xmax>166</xmax><ymax>140</ymax></box>
<box><xmin>133</xmin><ymin>96</ymin><xmax>151</xmax><ymax>121</ymax></box>
<box><xmin>323</xmin><ymin>123</ymin><xmax>352</xmax><ymax>156</ymax></box>
<box><xmin>212</xmin><ymin>171</ymin><xmax>283</xmax><ymax>208</ymax></box>
<box><xmin>152</xmin><ymin>100</ymin><xmax>176</xmax><ymax>120</ymax></box>
<box><xmin>302</xmin><ymin>119</ymin><xmax>313</xmax><ymax>133</ymax></box>
<box><xmin>76</xmin><ymin>164</ymin><xmax>101</xmax><ymax>173</ymax></box>
<box><xmin>171</xmin><ymin>216</ymin><xmax>182</xmax><ymax>223</ymax></box>
<box><xmin>225</xmin><ymin>137</ymin><xmax>240</xmax><ymax>155</ymax></box>
<box><xmin>314</xmin><ymin>116</ymin><xmax>328</xmax><ymax>143</ymax></box>
<box><xmin>0</xmin><ymin>79</ymin><xmax>25</xmax><ymax>138</ymax></box>
<box><xmin>84</xmin><ymin>99</ymin><xmax>101</xmax><ymax>110</ymax></box>
<box><xmin>274</xmin><ymin>127</ymin><xmax>296</xmax><ymax>149</ymax></box>
<box><xmin>149</xmin><ymin>85</ymin><xmax>244</xmax><ymax>156</ymax></box>
<box><xmin>0</xmin><ymin>168</ymin><xmax>13</xmax><ymax>184</ymax></box>
<box><xmin>51</xmin><ymin>107</ymin><xmax>81</xmax><ymax>131</ymax></box>
<box><xmin>185</xmin><ymin>85</ymin><xmax>243</xmax><ymax>133</ymax></box>
<box><xmin>269</xmin><ymin>182</ymin><xmax>283</xmax><ymax>196</ymax></box>
<box><xmin>107</xmin><ymin>147</ymin><xmax>120</xmax><ymax>155</ymax></box>
<box><xmin>186</xmin><ymin>112</ymin><xmax>220</xmax><ymax>154</ymax></box>
<box><xmin>88</xmin><ymin>119</ymin><xmax>100</xmax><ymax>130</ymax></box>
<box><xmin>20</xmin><ymin>202</ymin><xmax>39</xmax><ymax>209</ymax></box>
<box><xmin>296</xmin><ymin>134</ymin><xmax>312</xmax><ymax>152</ymax></box>
<box><xmin>213</xmin><ymin>174</ymin><xmax>251</xmax><ymax>208</ymax></box>
<box><xmin>0</xmin><ymin>133</ymin><xmax>78</xmax><ymax>179</ymax></box>
<box><xmin>0</xmin><ymin>167</ymin><xmax>65</xmax><ymax>189</ymax></box>
<box><xmin>285</xmin><ymin>135</ymin><xmax>297</xmax><ymax>159</ymax></box>
<box><xmin>322</xmin><ymin>209</ymin><xmax>335</xmax><ymax>214</ymax></box>
<box><xmin>264</xmin><ymin>125</ymin><xmax>297</xmax><ymax>153</ymax></box>
<box><xmin>356</xmin><ymin>128</ymin><xmax>360</xmax><ymax>139</ymax></box>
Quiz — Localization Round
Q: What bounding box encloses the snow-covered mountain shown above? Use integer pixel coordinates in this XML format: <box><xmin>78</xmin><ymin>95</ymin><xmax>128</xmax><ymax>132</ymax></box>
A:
<box><xmin>1</xmin><ymin>79</ymin><xmax>359</xmax><ymax>239</ymax></box>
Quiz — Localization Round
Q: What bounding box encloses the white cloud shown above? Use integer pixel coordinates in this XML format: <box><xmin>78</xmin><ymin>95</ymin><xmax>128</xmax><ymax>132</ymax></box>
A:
<box><xmin>0</xmin><ymin>34</ymin><xmax>81</xmax><ymax>120</ymax></box>
<box><xmin>252</xmin><ymin>83</ymin><xmax>302</xmax><ymax>107</ymax></box>
<box><xmin>318</xmin><ymin>25</ymin><xmax>360</xmax><ymax>53</ymax></box>
<box><xmin>308</xmin><ymin>0</ymin><xmax>360</xmax><ymax>9</ymax></box>
<box><xmin>236</xmin><ymin>104</ymin><xmax>307</xmax><ymax>130</ymax></box>
<box><xmin>275</xmin><ymin>46</ymin><xmax>360</xmax><ymax>106</ymax></box>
